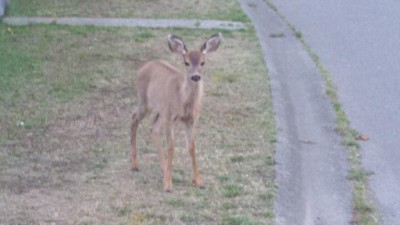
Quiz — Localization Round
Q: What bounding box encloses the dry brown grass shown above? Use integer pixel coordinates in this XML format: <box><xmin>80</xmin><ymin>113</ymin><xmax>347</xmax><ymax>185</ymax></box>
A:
<box><xmin>0</xmin><ymin>25</ymin><xmax>275</xmax><ymax>224</ymax></box>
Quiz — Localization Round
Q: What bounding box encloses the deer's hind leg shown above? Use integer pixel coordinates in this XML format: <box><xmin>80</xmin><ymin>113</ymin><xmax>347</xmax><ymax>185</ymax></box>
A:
<box><xmin>130</xmin><ymin>106</ymin><xmax>146</xmax><ymax>171</ymax></box>
<box><xmin>150</xmin><ymin>113</ymin><xmax>166</xmax><ymax>174</ymax></box>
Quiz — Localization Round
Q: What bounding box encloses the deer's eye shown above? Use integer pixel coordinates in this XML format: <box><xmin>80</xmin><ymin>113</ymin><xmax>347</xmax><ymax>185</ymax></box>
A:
<box><xmin>200</xmin><ymin>61</ymin><xmax>205</xmax><ymax>66</ymax></box>
<box><xmin>185</xmin><ymin>62</ymin><xmax>190</xmax><ymax>66</ymax></box>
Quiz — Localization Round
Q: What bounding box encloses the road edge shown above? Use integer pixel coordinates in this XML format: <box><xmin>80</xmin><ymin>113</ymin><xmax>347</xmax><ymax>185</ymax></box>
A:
<box><xmin>240</xmin><ymin>0</ymin><xmax>353</xmax><ymax>224</ymax></box>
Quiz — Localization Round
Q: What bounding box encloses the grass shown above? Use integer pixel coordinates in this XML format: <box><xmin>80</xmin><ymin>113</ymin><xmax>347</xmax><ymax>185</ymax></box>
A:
<box><xmin>7</xmin><ymin>0</ymin><xmax>249</xmax><ymax>22</ymax></box>
<box><xmin>223</xmin><ymin>184</ymin><xmax>243</xmax><ymax>198</ymax></box>
<box><xmin>264</xmin><ymin>1</ymin><xmax>379</xmax><ymax>224</ymax></box>
<box><xmin>0</xmin><ymin>22</ymin><xmax>275</xmax><ymax>224</ymax></box>
<box><xmin>223</xmin><ymin>216</ymin><xmax>262</xmax><ymax>225</ymax></box>
<box><xmin>166</xmin><ymin>198</ymin><xmax>185</xmax><ymax>207</ymax></box>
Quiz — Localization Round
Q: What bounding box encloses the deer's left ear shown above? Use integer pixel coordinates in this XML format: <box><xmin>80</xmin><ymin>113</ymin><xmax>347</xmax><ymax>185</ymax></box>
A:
<box><xmin>200</xmin><ymin>33</ymin><xmax>222</xmax><ymax>54</ymax></box>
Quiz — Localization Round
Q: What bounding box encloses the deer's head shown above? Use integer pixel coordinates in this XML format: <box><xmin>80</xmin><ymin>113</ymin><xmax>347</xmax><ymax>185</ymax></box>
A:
<box><xmin>168</xmin><ymin>33</ymin><xmax>222</xmax><ymax>83</ymax></box>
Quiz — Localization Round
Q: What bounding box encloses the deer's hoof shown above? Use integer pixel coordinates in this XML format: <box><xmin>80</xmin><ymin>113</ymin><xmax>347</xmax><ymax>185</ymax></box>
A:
<box><xmin>164</xmin><ymin>185</ymin><xmax>173</xmax><ymax>193</ymax></box>
<box><xmin>164</xmin><ymin>180</ymin><xmax>173</xmax><ymax>192</ymax></box>
<box><xmin>194</xmin><ymin>178</ymin><xmax>205</xmax><ymax>189</ymax></box>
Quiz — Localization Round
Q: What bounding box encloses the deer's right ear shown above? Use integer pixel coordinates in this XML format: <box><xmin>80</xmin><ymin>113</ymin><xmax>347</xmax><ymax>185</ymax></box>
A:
<box><xmin>168</xmin><ymin>34</ymin><xmax>187</xmax><ymax>55</ymax></box>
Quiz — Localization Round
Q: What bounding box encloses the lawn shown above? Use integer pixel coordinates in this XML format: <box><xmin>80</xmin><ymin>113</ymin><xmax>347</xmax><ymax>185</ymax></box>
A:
<box><xmin>0</xmin><ymin>3</ymin><xmax>275</xmax><ymax>225</ymax></box>
<box><xmin>7</xmin><ymin>0</ymin><xmax>249</xmax><ymax>22</ymax></box>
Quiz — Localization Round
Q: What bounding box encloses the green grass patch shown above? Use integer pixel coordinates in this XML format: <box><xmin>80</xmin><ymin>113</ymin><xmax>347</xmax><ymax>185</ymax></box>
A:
<box><xmin>166</xmin><ymin>198</ymin><xmax>185</xmax><ymax>207</ymax></box>
<box><xmin>223</xmin><ymin>184</ymin><xmax>243</xmax><ymax>198</ymax></box>
<box><xmin>295</xmin><ymin>31</ymin><xmax>302</xmax><ymax>39</ymax></box>
<box><xmin>223</xmin><ymin>216</ymin><xmax>262</xmax><ymax>225</ymax></box>
<box><xmin>347</xmin><ymin>169</ymin><xmax>373</xmax><ymax>182</ymax></box>
<box><xmin>212</xmin><ymin>71</ymin><xmax>237</xmax><ymax>83</ymax></box>
<box><xmin>116</xmin><ymin>206</ymin><xmax>132</xmax><ymax>217</ymax></box>
<box><xmin>263</xmin><ymin>210</ymin><xmax>274</xmax><ymax>219</ymax></box>
<box><xmin>180</xmin><ymin>214</ymin><xmax>197</xmax><ymax>223</ymax></box>
<box><xmin>231</xmin><ymin>155</ymin><xmax>245</xmax><ymax>163</ymax></box>
<box><xmin>259</xmin><ymin>192</ymin><xmax>274</xmax><ymax>201</ymax></box>
<box><xmin>218</xmin><ymin>175</ymin><xmax>231</xmax><ymax>182</ymax></box>
<box><xmin>264</xmin><ymin>155</ymin><xmax>276</xmax><ymax>166</ymax></box>
<box><xmin>134</xmin><ymin>30</ymin><xmax>155</xmax><ymax>43</ymax></box>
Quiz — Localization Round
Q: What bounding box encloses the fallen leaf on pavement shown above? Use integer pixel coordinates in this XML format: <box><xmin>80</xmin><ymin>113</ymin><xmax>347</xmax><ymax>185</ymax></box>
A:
<box><xmin>356</xmin><ymin>134</ymin><xmax>369</xmax><ymax>141</ymax></box>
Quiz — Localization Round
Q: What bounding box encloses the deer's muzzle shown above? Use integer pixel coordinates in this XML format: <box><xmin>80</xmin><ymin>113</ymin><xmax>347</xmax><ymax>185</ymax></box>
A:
<box><xmin>191</xmin><ymin>75</ymin><xmax>201</xmax><ymax>82</ymax></box>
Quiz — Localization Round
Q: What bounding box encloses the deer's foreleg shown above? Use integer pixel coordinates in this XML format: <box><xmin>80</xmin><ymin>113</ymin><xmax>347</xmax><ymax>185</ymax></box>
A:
<box><xmin>163</xmin><ymin>119</ymin><xmax>175</xmax><ymax>192</ymax></box>
<box><xmin>185</xmin><ymin>121</ymin><xmax>204</xmax><ymax>189</ymax></box>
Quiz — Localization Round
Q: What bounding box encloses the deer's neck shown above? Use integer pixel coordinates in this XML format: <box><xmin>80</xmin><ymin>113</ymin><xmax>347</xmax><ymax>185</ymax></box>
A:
<box><xmin>182</xmin><ymin>79</ymin><xmax>203</xmax><ymax>120</ymax></box>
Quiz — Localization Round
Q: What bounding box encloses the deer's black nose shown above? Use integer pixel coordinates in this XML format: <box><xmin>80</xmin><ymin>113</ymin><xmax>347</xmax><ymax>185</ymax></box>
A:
<box><xmin>191</xmin><ymin>75</ymin><xmax>201</xmax><ymax>82</ymax></box>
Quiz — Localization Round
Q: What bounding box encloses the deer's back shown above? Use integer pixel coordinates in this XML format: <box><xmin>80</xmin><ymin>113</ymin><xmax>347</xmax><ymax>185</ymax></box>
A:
<box><xmin>136</xmin><ymin>60</ymin><xmax>185</xmax><ymax>115</ymax></box>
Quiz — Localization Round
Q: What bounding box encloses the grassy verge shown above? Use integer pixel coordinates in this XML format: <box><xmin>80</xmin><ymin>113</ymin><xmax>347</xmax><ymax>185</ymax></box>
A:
<box><xmin>264</xmin><ymin>1</ymin><xmax>379</xmax><ymax>224</ymax></box>
<box><xmin>0</xmin><ymin>23</ymin><xmax>275</xmax><ymax>224</ymax></box>
<box><xmin>7</xmin><ymin>0</ymin><xmax>249</xmax><ymax>22</ymax></box>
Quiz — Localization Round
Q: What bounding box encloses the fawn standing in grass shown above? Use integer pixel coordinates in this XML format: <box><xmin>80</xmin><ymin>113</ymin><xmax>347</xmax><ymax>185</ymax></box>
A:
<box><xmin>130</xmin><ymin>33</ymin><xmax>222</xmax><ymax>192</ymax></box>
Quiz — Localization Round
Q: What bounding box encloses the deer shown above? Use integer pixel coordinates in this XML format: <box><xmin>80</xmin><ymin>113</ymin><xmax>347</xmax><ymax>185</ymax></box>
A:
<box><xmin>130</xmin><ymin>33</ymin><xmax>222</xmax><ymax>192</ymax></box>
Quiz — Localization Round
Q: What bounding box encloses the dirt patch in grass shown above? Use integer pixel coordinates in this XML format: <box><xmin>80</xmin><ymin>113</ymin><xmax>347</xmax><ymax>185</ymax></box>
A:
<box><xmin>0</xmin><ymin>24</ymin><xmax>275</xmax><ymax>224</ymax></box>
<box><xmin>8</xmin><ymin>0</ymin><xmax>248</xmax><ymax>22</ymax></box>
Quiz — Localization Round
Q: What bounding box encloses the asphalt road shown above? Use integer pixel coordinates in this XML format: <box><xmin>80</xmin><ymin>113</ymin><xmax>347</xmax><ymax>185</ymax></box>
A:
<box><xmin>240</xmin><ymin>0</ymin><xmax>352</xmax><ymax>224</ymax></box>
<box><xmin>269</xmin><ymin>0</ymin><xmax>400</xmax><ymax>224</ymax></box>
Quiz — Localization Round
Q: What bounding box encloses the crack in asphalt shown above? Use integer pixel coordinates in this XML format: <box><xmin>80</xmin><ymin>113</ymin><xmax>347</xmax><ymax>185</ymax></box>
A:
<box><xmin>239</xmin><ymin>0</ymin><xmax>353</xmax><ymax>224</ymax></box>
